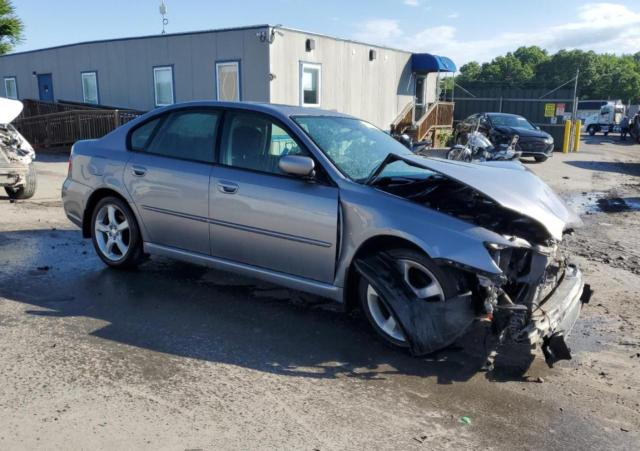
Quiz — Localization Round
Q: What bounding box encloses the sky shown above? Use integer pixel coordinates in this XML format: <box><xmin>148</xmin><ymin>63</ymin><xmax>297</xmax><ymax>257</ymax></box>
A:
<box><xmin>11</xmin><ymin>0</ymin><xmax>640</xmax><ymax>66</ymax></box>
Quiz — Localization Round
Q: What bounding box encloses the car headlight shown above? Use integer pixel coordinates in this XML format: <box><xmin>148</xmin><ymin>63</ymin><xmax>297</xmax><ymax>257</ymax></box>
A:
<box><xmin>544</xmin><ymin>137</ymin><xmax>554</xmax><ymax>144</ymax></box>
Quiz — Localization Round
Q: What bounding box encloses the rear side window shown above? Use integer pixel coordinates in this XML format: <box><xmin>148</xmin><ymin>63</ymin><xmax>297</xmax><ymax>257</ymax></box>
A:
<box><xmin>130</xmin><ymin>117</ymin><xmax>163</xmax><ymax>151</ymax></box>
<box><xmin>142</xmin><ymin>110</ymin><xmax>220</xmax><ymax>163</ymax></box>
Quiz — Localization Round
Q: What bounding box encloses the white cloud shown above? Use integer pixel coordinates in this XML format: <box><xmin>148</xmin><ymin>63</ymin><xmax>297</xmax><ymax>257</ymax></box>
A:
<box><xmin>353</xmin><ymin>19</ymin><xmax>403</xmax><ymax>43</ymax></box>
<box><xmin>447</xmin><ymin>12</ymin><xmax>459</xmax><ymax>19</ymax></box>
<box><xmin>403</xmin><ymin>0</ymin><xmax>420</xmax><ymax>6</ymax></box>
<box><xmin>354</xmin><ymin>3</ymin><xmax>640</xmax><ymax>67</ymax></box>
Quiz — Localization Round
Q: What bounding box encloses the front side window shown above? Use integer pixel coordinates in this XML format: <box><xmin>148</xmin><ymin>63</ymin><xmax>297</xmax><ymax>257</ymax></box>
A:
<box><xmin>216</xmin><ymin>61</ymin><xmax>240</xmax><ymax>102</ymax></box>
<box><xmin>4</xmin><ymin>77</ymin><xmax>17</xmax><ymax>99</ymax></box>
<box><xmin>81</xmin><ymin>72</ymin><xmax>99</xmax><ymax>104</ymax></box>
<box><xmin>154</xmin><ymin>66</ymin><xmax>174</xmax><ymax>107</ymax></box>
<box><xmin>294</xmin><ymin>116</ymin><xmax>413</xmax><ymax>181</ymax></box>
<box><xmin>220</xmin><ymin>111</ymin><xmax>308</xmax><ymax>175</ymax></box>
<box><xmin>136</xmin><ymin>110</ymin><xmax>219</xmax><ymax>163</ymax></box>
<box><xmin>300</xmin><ymin>62</ymin><xmax>321</xmax><ymax>107</ymax></box>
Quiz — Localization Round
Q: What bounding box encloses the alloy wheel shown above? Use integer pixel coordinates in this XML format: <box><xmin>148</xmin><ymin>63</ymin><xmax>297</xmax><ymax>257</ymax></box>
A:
<box><xmin>94</xmin><ymin>203</ymin><xmax>131</xmax><ymax>262</ymax></box>
<box><xmin>366</xmin><ymin>259</ymin><xmax>445</xmax><ymax>343</ymax></box>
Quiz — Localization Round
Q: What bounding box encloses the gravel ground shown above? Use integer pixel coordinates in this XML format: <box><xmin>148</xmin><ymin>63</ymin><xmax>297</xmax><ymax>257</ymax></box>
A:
<box><xmin>0</xmin><ymin>137</ymin><xmax>638</xmax><ymax>450</ymax></box>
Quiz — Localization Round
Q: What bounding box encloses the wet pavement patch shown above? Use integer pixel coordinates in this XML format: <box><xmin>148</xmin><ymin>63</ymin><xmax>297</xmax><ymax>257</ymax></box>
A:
<box><xmin>565</xmin><ymin>192</ymin><xmax>640</xmax><ymax>215</ymax></box>
<box><xmin>597</xmin><ymin>197</ymin><xmax>640</xmax><ymax>213</ymax></box>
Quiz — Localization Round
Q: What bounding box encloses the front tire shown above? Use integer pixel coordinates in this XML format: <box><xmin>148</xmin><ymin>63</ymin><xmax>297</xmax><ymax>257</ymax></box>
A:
<box><xmin>587</xmin><ymin>125</ymin><xmax>597</xmax><ymax>136</ymax></box>
<box><xmin>534</xmin><ymin>155</ymin><xmax>548</xmax><ymax>163</ymax></box>
<box><xmin>91</xmin><ymin>196</ymin><xmax>143</xmax><ymax>269</ymax></box>
<box><xmin>5</xmin><ymin>164</ymin><xmax>37</xmax><ymax>200</ymax></box>
<box><xmin>358</xmin><ymin>248</ymin><xmax>458</xmax><ymax>350</ymax></box>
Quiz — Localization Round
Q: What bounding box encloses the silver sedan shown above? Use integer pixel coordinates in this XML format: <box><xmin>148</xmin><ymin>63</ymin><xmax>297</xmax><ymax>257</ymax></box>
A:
<box><xmin>62</xmin><ymin>101</ymin><xmax>589</xmax><ymax>365</ymax></box>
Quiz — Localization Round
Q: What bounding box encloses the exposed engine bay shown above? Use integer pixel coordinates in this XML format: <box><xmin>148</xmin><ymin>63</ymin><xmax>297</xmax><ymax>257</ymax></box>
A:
<box><xmin>1</xmin><ymin>98</ymin><xmax>37</xmax><ymax>199</ymax></box>
<box><xmin>370</xmin><ymin>172</ymin><xmax>591</xmax><ymax>366</ymax></box>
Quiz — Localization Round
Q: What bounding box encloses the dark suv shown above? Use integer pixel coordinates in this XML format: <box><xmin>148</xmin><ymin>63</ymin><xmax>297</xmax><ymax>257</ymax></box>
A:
<box><xmin>455</xmin><ymin>113</ymin><xmax>554</xmax><ymax>162</ymax></box>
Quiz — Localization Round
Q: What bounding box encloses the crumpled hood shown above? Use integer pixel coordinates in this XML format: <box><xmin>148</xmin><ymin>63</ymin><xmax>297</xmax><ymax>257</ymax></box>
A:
<box><xmin>401</xmin><ymin>155</ymin><xmax>581</xmax><ymax>241</ymax></box>
<box><xmin>0</xmin><ymin>97</ymin><xmax>23</xmax><ymax>124</ymax></box>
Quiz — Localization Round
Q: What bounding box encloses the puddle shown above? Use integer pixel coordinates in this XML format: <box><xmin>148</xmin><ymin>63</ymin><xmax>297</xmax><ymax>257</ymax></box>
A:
<box><xmin>564</xmin><ymin>192</ymin><xmax>640</xmax><ymax>215</ymax></box>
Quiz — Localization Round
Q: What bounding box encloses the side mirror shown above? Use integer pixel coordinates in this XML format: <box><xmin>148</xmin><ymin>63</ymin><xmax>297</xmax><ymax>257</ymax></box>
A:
<box><xmin>535</xmin><ymin>126</ymin><xmax>541</xmax><ymax>130</ymax></box>
<box><xmin>279</xmin><ymin>155</ymin><xmax>316</xmax><ymax>178</ymax></box>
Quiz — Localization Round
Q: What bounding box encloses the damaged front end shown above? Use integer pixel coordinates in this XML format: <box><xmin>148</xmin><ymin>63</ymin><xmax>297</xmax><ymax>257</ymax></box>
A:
<box><xmin>480</xmin><ymin>239</ymin><xmax>591</xmax><ymax>367</ymax></box>
<box><xmin>0</xmin><ymin>98</ymin><xmax>36</xmax><ymax>195</ymax></box>
<box><xmin>366</xmin><ymin>155</ymin><xmax>589</xmax><ymax>366</ymax></box>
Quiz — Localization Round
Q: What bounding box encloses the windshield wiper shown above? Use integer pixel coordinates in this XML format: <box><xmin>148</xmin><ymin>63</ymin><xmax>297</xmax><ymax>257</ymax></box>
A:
<box><xmin>363</xmin><ymin>153</ymin><xmax>402</xmax><ymax>186</ymax></box>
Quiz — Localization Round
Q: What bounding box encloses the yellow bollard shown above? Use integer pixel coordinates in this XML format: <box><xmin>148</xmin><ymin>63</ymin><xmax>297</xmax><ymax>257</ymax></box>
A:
<box><xmin>563</xmin><ymin>120</ymin><xmax>572</xmax><ymax>153</ymax></box>
<box><xmin>573</xmin><ymin>119</ymin><xmax>581</xmax><ymax>152</ymax></box>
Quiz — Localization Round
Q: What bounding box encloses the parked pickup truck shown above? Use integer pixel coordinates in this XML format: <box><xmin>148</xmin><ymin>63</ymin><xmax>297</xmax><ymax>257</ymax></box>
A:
<box><xmin>0</xmin><ymin>98</ymin><xmax>37</xmax><ymax>200</ymax></box>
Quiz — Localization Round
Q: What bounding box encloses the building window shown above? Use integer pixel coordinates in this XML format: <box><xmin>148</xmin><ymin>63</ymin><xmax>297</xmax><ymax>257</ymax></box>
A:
<box><xmin>216</xmin><ymin>61</ymin><xmax>240</xmax><ymax>102</ymax></box>
<box><xmin>300</xmin><ymin>62</ymin><xmax>321</xmax><ymax>107</ymax></box>
<box><xmin>153</xmin><ymin>66</ymin><xmax>174</xmax><ymax>107</ymax></box>
<box><xmin>4</xmin><ymin>77</ymin><xmax>17</xmax><ymax>99</ymax></box>
<box><xmin>81</xmin><ymin>71</ymin><xmax>99</xmax><ymax>104</ymax></box>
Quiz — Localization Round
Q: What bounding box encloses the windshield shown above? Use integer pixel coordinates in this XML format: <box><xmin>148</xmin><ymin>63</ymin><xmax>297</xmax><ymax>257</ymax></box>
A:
<box><xmin>488</xmin><ymin>115</ymin><xmax>535</xmax><ymax>130</ymax></box>
<box><xmin>293</xmin><ymin>116</ymin><xmax>414</xmax><ymax>181</ymax></box>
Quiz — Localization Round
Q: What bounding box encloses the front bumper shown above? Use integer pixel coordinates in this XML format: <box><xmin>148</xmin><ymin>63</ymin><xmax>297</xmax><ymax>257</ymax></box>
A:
<box><xmin>519</xmin><ymin>264</ymin><xmax>586</xmax><ymax>364</ymax></box>
<box><xmin>518</xmin><ymin>142</ymin><xmax>554</xmax><ymax>157</ymax></box>
<box><xmin>0</xmin><ymin>165</ymin><xmax>29</xmax><ymax>188</ymax></box>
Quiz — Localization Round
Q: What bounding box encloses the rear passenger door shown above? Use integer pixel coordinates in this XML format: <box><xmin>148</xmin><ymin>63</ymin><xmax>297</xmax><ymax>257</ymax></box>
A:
<box><xmin>209</xmin><ymin>110</ymin><xmax>339</xmax><ymax>283</ymax></box>
<box><xmin>124</xmin><ymin>109</ymin><xmax>220</xmax><ymax>255</ymax></box>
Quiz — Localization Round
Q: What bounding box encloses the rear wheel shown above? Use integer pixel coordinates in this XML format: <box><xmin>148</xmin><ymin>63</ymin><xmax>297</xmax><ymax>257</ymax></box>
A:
<box><xmin>358</xmin><ymin>248</ymin><xmax>458</xmax><ymax>349</ymax></box>
<box><xmin>91</xmin><ymin>196</ymin><xmax>143</xmax><ymax>269</ymax></box>
<box><xmin>587</xmin><ymin>125</ymin><xmax>597</xmax><ymax>136</ymax></box>
<box><xmin>5</xmin><ymin>164</ymin><xmax>37</xmax><ymax>200</ymax></box>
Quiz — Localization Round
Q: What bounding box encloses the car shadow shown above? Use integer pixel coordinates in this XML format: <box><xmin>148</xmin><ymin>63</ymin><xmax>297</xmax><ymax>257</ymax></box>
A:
<box><xmin>564</xmin><ymin>160</ymin><xmax>640</xmax><ymax>177</ymax></box>
<box><xmin>0</xmin><ymin>228</ymin><xmax>537</xmax><ymax>384</ymax></box>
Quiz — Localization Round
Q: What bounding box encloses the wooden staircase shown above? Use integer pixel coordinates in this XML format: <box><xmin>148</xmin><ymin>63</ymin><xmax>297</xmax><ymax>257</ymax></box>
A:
<box><xmin>390</xmin><ymin>101</ymin><xmax>454</xmax><ymax>145</ymax></box>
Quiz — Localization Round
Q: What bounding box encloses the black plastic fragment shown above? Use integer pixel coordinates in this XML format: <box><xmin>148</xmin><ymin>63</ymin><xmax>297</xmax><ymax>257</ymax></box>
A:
<box><xmin>580</xmin><ymin>284</ymin><xmax>593</xmax><ymax>304</ymax></box>
<box><xmin>354</xmin><ymin>253</ymin><xmax>475</xmax><ymax>356</ymax></box>
<box><xmin>541</xmin><ymin>333</ymin><xmax>572</xmax><ymax>368</ymax></box>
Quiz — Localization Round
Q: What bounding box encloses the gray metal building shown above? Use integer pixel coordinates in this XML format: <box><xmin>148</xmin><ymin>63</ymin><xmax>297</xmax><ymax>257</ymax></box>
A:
<box><xmin>0</xmin><ymin>25</ymin><xmax>455</xmax><ymax>130</ymax></box>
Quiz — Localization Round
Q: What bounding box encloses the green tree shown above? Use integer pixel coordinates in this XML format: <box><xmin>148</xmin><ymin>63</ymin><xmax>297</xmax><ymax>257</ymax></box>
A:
<box><xmin>513</xmin><ymin>46</ymin><xmax>549</xmax><ymax>68</ymax></box>
<box><xmin>0</xmin><ymin>0</ymin><xmax>23</xmax><ymax>55</ymax></box>
<box><xmin>457</xmin><ymin>61</ymin><xmax>481</xmax><ymax>84</ymax></box>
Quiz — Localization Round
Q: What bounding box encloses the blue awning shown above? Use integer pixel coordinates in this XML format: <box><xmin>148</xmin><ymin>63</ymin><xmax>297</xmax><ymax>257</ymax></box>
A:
<box><xmin>411</xmin><ymin>53</ymin><xmax>457</xmax><ymax>73</ymax></box>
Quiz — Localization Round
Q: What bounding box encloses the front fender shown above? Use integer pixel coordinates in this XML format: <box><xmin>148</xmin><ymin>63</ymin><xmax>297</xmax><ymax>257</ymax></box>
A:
<box><xmin>334</xmin><ymin>187</ymin><xmax>511</xmax><ymax>288</ymax></box>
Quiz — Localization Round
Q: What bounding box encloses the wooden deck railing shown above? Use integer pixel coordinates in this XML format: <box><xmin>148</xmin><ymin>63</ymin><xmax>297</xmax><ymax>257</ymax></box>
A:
<box><xmin>13</xmin><ymin>109</ymin><xmax>143</xmax><ymax>148</ymax></box>
<box><xmin>19</xmin><ymin>99</ymin><xmax>100</xmax><ymax>118</ymax></box>
<box><xmin>415</xmin><ymin>102</ymin><xmax>454</xmax><ymax>141</ymax></box>
<box><xmin>390</xmin><ymin>101</ymin><xmax>414</xmax><ymax>135</ymax></box>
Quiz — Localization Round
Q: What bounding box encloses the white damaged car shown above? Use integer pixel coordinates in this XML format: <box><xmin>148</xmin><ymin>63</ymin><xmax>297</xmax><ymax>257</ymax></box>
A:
<box><xmin>0</xmin><ymin>97</ymin><xmax>37</xmax><ymax>199</ymax></box>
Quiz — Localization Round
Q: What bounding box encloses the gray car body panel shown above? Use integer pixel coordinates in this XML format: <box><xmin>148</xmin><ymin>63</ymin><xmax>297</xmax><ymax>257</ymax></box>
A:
<box><xmin>62</xmin><ymin>101</ymin><xmax>576</xmax><ymax>304</ymax></box>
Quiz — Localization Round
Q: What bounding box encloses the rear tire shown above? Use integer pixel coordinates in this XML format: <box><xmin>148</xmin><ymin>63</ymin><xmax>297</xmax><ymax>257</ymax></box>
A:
<box><xmin>587</xmin><ymin>125</ymin><xmax>596</xmax><ymax>136</ymax></box>
<box><xmin>91</xmin><ymin>196</ymin><xmax>143</xmax><ymax>269</ymax></box>
<box><xmin>5</xmin><ymin>164</ymin><xmax>37</xmax><ymax>200</ymax></box>
<box><xmin>358</xmin><ymin>248</ymin><xmax>458</xmax><ymax>350</ymax></box>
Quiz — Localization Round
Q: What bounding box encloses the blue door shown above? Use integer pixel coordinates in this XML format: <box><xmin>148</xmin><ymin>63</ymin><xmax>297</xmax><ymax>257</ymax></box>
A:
<box><xmin>37</xmin><ymin>73</ymin><xmax>54</xmax><ymax>102</ymax></box>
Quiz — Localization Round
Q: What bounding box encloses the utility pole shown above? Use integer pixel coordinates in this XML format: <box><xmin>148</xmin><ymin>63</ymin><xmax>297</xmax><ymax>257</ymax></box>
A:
<box><xmin>570</xmin><ymin>68</ymin><xmax>580</xmax><ymax>151</ymax></box>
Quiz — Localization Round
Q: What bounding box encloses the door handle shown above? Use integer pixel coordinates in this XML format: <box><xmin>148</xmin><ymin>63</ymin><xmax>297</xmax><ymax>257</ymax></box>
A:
<box><xmin>131</xmin><ymin>165</ymin><xmax>147</xmax><ymax>177</ymax></box>
<box><xmin>217</xmin><ymin>181</ymin><xmax>239</xmax><ymax>194</ymax></box>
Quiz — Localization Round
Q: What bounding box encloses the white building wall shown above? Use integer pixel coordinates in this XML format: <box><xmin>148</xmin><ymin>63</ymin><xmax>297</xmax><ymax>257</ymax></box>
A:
<box><xmin>268</xmin><ymin>28</ymin><xmax>414</xmax><ymax>129</ymax></box>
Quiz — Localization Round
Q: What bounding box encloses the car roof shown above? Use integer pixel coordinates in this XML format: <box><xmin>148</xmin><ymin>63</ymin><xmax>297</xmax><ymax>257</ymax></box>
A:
<box><xmin>485</xmin><ymin>112</ymin><xmax>524</xmax><ymax>118</ymax></box>
<box><xmin>154</xmin><ymin>101</ymin><xmax>355</xmax><ymax>121</ymax></box>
